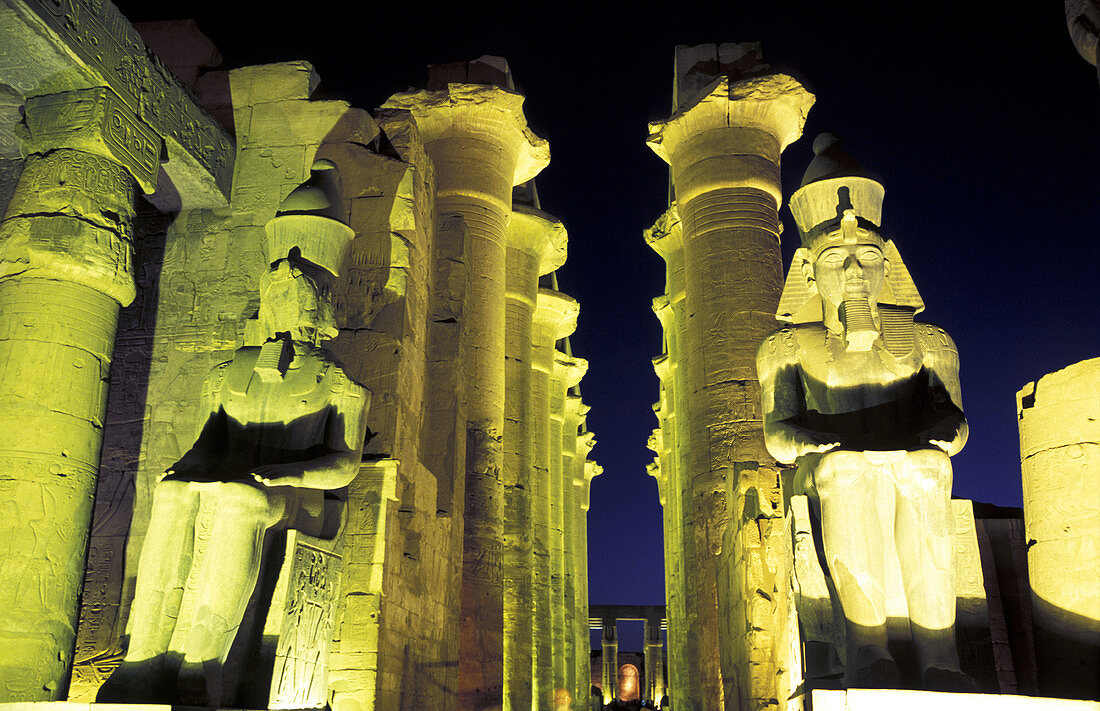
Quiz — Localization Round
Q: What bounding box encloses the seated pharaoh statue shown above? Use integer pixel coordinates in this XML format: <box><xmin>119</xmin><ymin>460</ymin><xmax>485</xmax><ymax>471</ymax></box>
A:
<box><xmin>756</xmin><ymin>134</ymin><xmax>974</xmax><ymax>691</ymax></box>
<box><xmin>99</xmin><ymin>162</ymin><xmax>369</xmax><ymax>704</ymax></box>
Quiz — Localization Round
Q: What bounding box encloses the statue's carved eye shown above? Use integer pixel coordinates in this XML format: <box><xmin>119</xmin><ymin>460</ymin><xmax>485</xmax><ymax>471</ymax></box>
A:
<box><xmin>858</xmin><ymin>249</ymin><xmax>882</xmax><ymax>263</ymax></box>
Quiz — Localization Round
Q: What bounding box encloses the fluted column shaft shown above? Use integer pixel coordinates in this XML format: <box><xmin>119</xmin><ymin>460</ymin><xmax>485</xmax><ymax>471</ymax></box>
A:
<box><xmin>531</xmin><ymin>289</ymin><xmax>578</xmax><ymax>708</ymax></box>
<box><xmin>0</xmin><ymin>88</ymin><xmax>157</xmax><ymax>699</ymax></box>
<box><xmin>561</xmin><ymin>393</ymin><xmax>586</xmax><ymax>703</ymax></box>
<box><xmin>648</xmin><ymin>74</ymin><xmax>813</xmax><ymax>710</ymax></box>
<box><xmin>646</xmin><ymin>207</ymin><xmax>697</xmax><ymax>710</ymax></box>
<box><xmin>572</xmin><ymin>426</ymin><xmax>595</xmax><ymax>707</ymax></box>
<box><xmin>503</xmin><ymin>209</ymin><xmax>566</xmax><ymax>710</ymax></box>
<box><xmin>384</xmin><ymin>83</ymin><xmax>549</xmax><ymax>710</ymax></box>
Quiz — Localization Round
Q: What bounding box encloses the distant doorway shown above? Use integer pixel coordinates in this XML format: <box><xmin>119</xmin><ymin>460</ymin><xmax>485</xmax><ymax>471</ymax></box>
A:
<box><xmin>617</xmin><ymin>663</ymin><xmax>640</xmax><ymax>701</ymax></box>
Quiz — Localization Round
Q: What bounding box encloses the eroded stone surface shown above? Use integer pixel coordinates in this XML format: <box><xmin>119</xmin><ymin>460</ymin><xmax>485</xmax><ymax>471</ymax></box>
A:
<box><xmin>1018</xmin><ymin>358</ymin><xmax>1100</xmax><ymax>699</ymax></box>
<box><xmin>647</xmin><ymin>43</ymin><xmax>811</xmax><ymax>711</ymax></box>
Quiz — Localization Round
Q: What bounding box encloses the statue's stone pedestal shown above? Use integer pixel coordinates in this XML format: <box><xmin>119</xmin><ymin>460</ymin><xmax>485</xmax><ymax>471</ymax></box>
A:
<box><xmin>810</xmin><ymin>689</ymin><xmax>1100</xmax><ymax>711</ymax></box>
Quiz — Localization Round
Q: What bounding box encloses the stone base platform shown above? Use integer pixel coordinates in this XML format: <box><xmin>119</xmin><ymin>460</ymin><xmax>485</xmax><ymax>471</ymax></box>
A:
<box><xmin>811</xmin><ymin>689</ymin><xmax>1100</xmax><ymax>711</ymax></box>
<box><xmin>0</xmin><ymin>705</ymin><xmax>266</xmax><ymax>711</ymax></box>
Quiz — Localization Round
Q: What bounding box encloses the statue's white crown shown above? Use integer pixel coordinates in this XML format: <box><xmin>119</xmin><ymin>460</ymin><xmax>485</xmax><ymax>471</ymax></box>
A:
<box><xmin>789</xmin><ymin>133</ymin><xmax>885</xmax><ymax>253</ymax></box>
<box><xmin>264</xmin><ymin>159</ymin><xmax>355</xmax><ymax>276</ymax></box>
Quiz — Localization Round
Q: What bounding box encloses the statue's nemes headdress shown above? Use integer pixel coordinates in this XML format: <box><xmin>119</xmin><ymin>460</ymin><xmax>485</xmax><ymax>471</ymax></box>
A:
<box><xmin>777</xmin><ymin>133</ymin><xmax>924</xmax><ymax>326</ymax></box>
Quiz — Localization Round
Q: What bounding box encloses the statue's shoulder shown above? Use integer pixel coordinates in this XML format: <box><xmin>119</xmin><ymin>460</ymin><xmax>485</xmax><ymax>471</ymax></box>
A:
<box><xmin>204</xmin><ymin>356</ymin><xmax>236</xmax><ymax>386</ymax></box>
<box><xmin>315</xmin><ymin>347</ymin><xmax>368</xmax><ymax>402</ymax></box>
<box><xmin>758</xmin><ymin>324</ymin><xmax>817</xmax><ymax>368</ymax></box>
<box><xmin>914</xmin><ymin>322</ymin><xmax>959</xmax><ymax>355</ymax></box>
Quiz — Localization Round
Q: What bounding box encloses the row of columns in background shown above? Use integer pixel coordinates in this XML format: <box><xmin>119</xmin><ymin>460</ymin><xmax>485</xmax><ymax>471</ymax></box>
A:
<box><xmin>385</xmin><ymin>69</ymin><xmax>599</xmax><ymax>710</ymax></box>
<box><xmin>644</xmin><ymin>44</ymin><xmax>814</xmax><ymax>711</ymax></box>
<box><xmin>595</xmin><ymin>609</ymin><xmax>667</xmax><ymax>704</ymax></box>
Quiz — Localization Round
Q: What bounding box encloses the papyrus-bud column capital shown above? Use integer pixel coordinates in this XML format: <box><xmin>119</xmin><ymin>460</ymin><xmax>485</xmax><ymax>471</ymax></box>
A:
<box><xmin>0</xmin><ymin>87</ymin><xmax>159</xmax><ymax>700</ymax></box>
<box><xmin>383</xmin><ymin>83</ymin><xmax>548</xmax><ymax>710</ymax></box>
<box><xmin>647</xmin><ymin>75</ymin><xmax>813</xmax><ymax>207</ymax></box>
<box><xmin>502</xmin><ymin>206</ymin><xmax>566</xmax><ymax>709</ymax></box>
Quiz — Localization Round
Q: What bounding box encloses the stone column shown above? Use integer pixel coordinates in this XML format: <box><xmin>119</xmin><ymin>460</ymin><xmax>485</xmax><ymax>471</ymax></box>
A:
<box><xmin>647</xmin><ymin>72</ymin><xmax>813</xmax><ymax>709</ymax></box>
<box><xmin>561</xmin><ymin>393</ymin><xmax>583</xmax><ymax>702</ymax></box>
<box><xmin>644</xmin><ymin>617</ymin><xmax>665</xmax><ymax>702</ymax></box>
<box><xmin>384</xmin><ymin>83</ymin><xmax>548</xmax><ymax>709</ymax></box>
<box><xmin>0</xmin><ymin>87</ymin><xmax>158</xmax><ymax>699</ymax></box>
<box><xmin>601</xmin><ymin>618</ymin><xmax>619</xmax><ymax>704</ymax></box>
<box><xmin>551</xmin><ymin>353</ymin><xmax>587</xmax><ymax>693</ymax></box>
<box><xmin>645</xmin><ymin>205</ymin><xmax>699</xmax><ymax>709</ymax></box>
<box><xmin>1017</xmin><ymin>357</ymin><xmax>1100</xmax><ymax>700</ymax></box>
<box><xmin>531</xmin><ymin>288</ymin><xmax>579</xmax><ymax>707</ymax></box>
<box><xmin>503</xmin><ymin>207</ymin><xmax>566</xmax><ymax>709</ymax></box>
<box><xmin>572</xmin><ymin>426</ymin><xmax>596</xmax><ymax>706</ymax></box>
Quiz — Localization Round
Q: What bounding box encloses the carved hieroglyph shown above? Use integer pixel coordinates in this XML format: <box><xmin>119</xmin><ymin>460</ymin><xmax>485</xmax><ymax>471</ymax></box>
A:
<box><xmin>759</xmin><ymin>133</ymin><xmax>972</xmax><ymax>692</ymax></box>
<box><xmin>647</xmin><ymin>43</ymin><xmax>813</xmax><ymax>711</ymax></box>
<box><xmin>0</xmin><ymin>0</ymin><xmax>235</xmax><ymax>205</ymax></box>
<box><xmin>0</xmin><ymin>85</ymin><xmax>153</xmax><ymax>701</ymax></box>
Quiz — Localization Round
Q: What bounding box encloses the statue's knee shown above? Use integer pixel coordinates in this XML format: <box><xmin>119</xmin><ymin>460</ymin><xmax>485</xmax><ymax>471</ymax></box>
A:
<box><xmin>217</xmin><ymin>482</ymin><xmax>271</xmax><ymax>516</ymax></box>
<box><xmin>152</xmin><ymin>479</ymin><xmax>191</xmax><ymax>508</ymax></box>
<box><xmin>908</xmin><ymin>449</ymin><xmax>952</xmax><ymax>488</ymax></box>
<box><xmin>815</xmin><ymin>450</ymin><xmax>865</xmax><ymax>490</ymax></box>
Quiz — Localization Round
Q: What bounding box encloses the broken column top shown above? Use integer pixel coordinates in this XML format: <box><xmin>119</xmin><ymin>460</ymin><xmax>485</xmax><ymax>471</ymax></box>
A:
<box><xmin>381</xmin><ymin>56</ymin><xmax>549</xmax><ymax>189</ymax></box>
<box><xmin>673</xmin><ymin>42</ymin><xmax>770</xmax><ymax>112</ymax></box>
<box><xmin>427</xmin><ymin>55</ymin><xmax>515</xmax><ymax>91</ymax></box>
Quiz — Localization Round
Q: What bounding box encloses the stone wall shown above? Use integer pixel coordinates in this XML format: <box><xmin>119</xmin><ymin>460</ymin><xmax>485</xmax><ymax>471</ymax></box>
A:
<box><xmin>49</xmin><ymin>16</ymin><xmax>596</xmax><ymax>707</ymax></box>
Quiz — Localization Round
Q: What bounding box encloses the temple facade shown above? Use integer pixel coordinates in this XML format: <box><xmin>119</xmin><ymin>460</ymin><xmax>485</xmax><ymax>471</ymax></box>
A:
<box><xmin>0</xmin><ymin>2</ymin><xmax>597</xmax><ymax>709</ymax></box>
<box><xmin>0</xmin><ymin>3</ymin><xmax>1096</xmax><ymax>711</ymax></box>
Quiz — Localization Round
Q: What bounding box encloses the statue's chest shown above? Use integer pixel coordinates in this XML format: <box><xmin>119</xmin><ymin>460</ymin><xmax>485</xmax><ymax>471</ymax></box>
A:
<box><xmin>220</xmin><ymin>361</ymin><xmax>332</xmax><ymax>426</ymax></box>
<box><xmin>797</xmin><ymin>332</ymin><xmax>923</xmax><ymax>411</ymax></box>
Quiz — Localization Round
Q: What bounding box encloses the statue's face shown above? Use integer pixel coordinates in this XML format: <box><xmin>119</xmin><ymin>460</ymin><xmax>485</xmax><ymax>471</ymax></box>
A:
<box><xmin>812</xmin><ymin>242</ymin><xmax>887</xmax><ymax>307</ymax></box>
<box><xmin>258</xmin><ymin>260</ymin><xmax>338</xmax><ymax>343</ymax></box>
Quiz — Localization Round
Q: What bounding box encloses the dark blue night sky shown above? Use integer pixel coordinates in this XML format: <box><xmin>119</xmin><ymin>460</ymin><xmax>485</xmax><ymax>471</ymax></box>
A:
<box><xmin>117</xmin><ymin>0</ymin><xmax>1100</xmax><ymax>654</ymax></box>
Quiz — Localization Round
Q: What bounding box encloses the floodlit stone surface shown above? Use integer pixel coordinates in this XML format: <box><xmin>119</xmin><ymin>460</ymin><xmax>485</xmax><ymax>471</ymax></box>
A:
<box><xmin>0</xmin><ymin>8</ymin><xmax>597</xmax><ymax>705</ymax></box>
<box><xmin>383</xmin><ymin>74</ymin><xmax>549</xmax><ymax>711</ymax></box>
<box><xmin>532</xmin><ymin>288</ymin><xmax>579</xmax><ymax>707</ymax></box>
<box><xmin>96</xmin><ymin>164</ymin><xmax>369</xmax><ymax>706</ymax></box>
<box><xmin>1017</xmin><ymin>358</ymin><xmax>1100</xmax><ymax>699</ymax></box>
<box><xmin>647</xmin><ymin>43</ymin><xmax>812</xmax><ymax>711</ymax></box>
<box><xmin>502</xmin><ymin>205</ymin><xmax>566</xmax><ymax>710</ymax></box>
<box><xmin>759</xmin><ymin>134</ymin><xmax>972</xmax><ymax>692</ymax></box>
<box><xmin>0</xmin><ymin>84</ymin><xmax>151</xmax><ymax>700</ymax></box>
<box><xmin>0</xmin><ymin>0</ymin><xmax>234</xmax><ymax>205</ymax></box>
